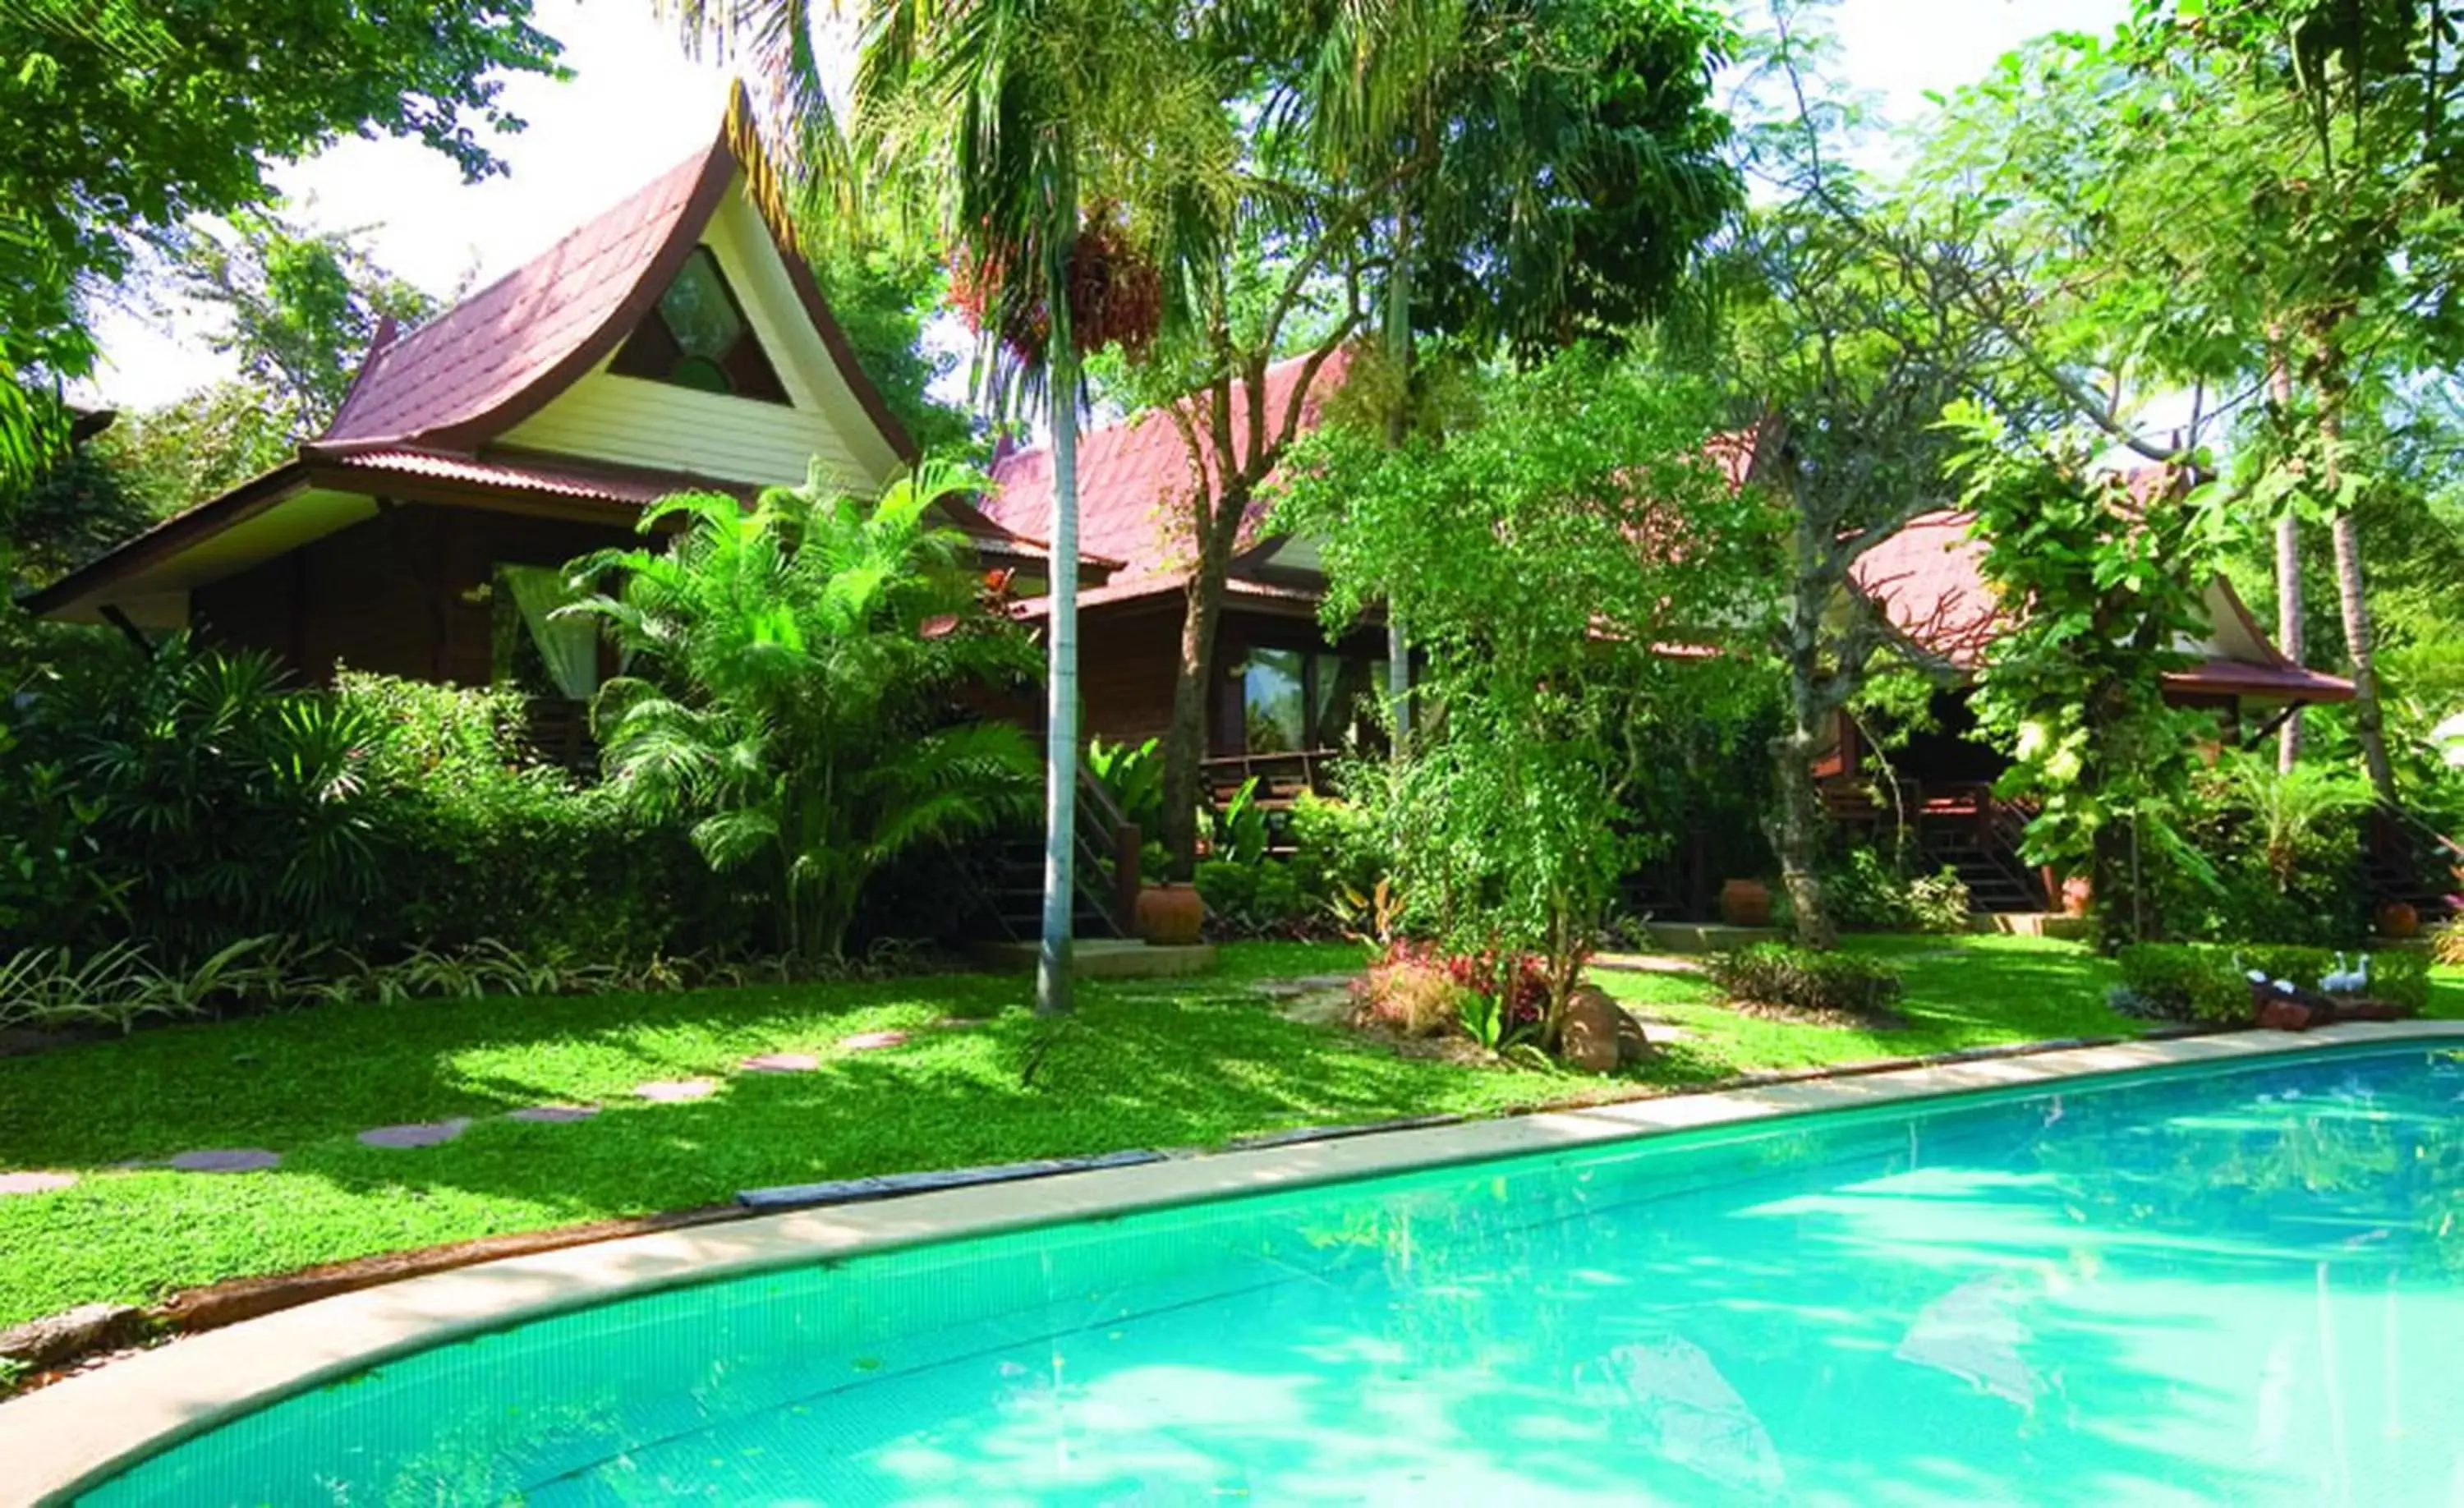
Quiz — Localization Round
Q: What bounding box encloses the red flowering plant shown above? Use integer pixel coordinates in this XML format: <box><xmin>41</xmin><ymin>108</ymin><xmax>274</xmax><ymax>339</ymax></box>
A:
<box><xmin>947</xmin><ymin>201</ymin><xmax>1161</xmax><ymax>366</ymax></box>
<box><xmin>1353</xmin><ymin>939</ymin><xmax>1552</xmax><ymax>1049</ymax></box>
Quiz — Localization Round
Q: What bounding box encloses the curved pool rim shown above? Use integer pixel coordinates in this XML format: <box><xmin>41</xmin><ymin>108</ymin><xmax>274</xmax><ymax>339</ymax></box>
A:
<box><xmin>10</xmin><ymin>1018</ymin><xmax>2461</xmax><ymax>1505</ymax></box>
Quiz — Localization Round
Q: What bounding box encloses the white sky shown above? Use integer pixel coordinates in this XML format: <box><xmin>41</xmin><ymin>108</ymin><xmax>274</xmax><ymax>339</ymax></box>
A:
<box><xmin>76</xmin><ymin>0</ymin><xmax>2128</xmax><ymax>413</ymax></box>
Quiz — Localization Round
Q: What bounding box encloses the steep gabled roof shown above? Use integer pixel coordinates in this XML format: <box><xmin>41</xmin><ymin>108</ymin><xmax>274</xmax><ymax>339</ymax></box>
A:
<box><xmin>314</xmin><ymin>82</ymin><xmax>912</xmax><ymax>462</ymax></box>
<box><xmin>982</xmin><ymin>350</ymin><xmax>1353</xmax><ymax>589</ymax></box>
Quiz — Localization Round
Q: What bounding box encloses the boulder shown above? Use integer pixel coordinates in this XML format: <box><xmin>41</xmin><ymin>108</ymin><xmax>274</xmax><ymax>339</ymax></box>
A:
<box><xmin>1614</xmin><ymin>1008</ymin><xmax>1653</xmax><ymax>1067</ymax></box>
<box><xmin>2255</xmin><ymin>999</ymin><xmax>2315</xmax><ymax>1032</ymax></box>
<box><xmin>1559</xmin><ymin>986</ymin><xmax>1626</xmax><ymax>1074</ymax></box>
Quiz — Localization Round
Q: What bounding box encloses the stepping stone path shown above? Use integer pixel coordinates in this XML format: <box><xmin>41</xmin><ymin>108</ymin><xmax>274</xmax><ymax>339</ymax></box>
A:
<box><xmin>739</xmin><ymin>1051</ymin><xmax>820</xmax><ymax>1074</ymax></box>
<box><xmin>636</xmin><ymin>1078</ymin><xmax>719</xmax><ymax>1102</ymax></box>
<box><xmin>168</xmin><ymin>1149</ymin><xmax>281</xmax><ymax>1174</ymax></box>
<box><xmin>837</xmin><ymin>1030</ymin><xmax>908</xmax><ymax>1052</ymax></box>
<box><xmin>508</xmin><ymin>1105</ymin><xmax>599</xmax><ymax>1124</ymax></box>
<box><xmin>0</xmin><ymin>1170</ymin><xmax>76</xmax><ymax>1196</ymax></box>
<box><xmin>356</xmin><ymin>1118</ymin><xmax>471</xmax><ymax>1150</ymax></box>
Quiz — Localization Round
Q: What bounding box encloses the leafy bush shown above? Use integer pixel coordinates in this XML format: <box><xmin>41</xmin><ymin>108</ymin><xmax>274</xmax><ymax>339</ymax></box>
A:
<box><xmin>2434</xmin><ymin>919</ymin><xmax>2464</xmax><ymax>968</ymax></box>
<box><xmin>1703</xmin><ymin>943</ymin><xmax>1904</xmax><ymax>1019</ymax></box>
<box><xmin>1362</xmin><ymin>940</ymin><xmax>1551</xmax><ymax>1041</ymax></box>
<box><xmin>2117</xmin><ymin>942</ymin><xmax>2432</xmax><ymax>1023</ymax></box>
<box><xmin>1194</xmin><ymin>857</ymin><xmax>1314</xmax><ymax>937</ymax></box>
<box><xmin>1821</xmin><ymin>848</ymin><xmax>1972</xmax><ymax>935</ymax></box>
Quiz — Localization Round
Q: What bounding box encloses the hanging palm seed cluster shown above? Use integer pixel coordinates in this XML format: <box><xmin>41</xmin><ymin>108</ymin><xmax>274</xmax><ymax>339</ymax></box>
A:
<box><xmin>948</xmin><ymin>202</ymin><xmax>1161</xmax><ymax>365</ymax></box>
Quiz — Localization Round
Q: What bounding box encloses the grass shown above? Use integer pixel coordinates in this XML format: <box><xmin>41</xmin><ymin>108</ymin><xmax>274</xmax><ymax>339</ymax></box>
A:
<box><xmin>0</xmin><ymin>933</ymin><xmax>2450</xmax><ymax>1331</ymax></box>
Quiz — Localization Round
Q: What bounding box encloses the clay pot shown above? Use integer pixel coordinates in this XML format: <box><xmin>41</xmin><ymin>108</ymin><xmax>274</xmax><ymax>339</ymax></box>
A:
<box><xmin>1133</xmin><ymin>883</ymin><xmax>1206</xmax><ymax>947</ymax></box>
<box><xmin>2060</xmin><ymin>875</ymin><xmax>2093</xmax><ymax>918</ymax></box>
<box><xmin>2376</xmin><ymin>900</ymin><xmax>2421</xmax><ymax>940</ymax></box>
<box><xmin>1717</xmin><ymin>879</ymin><xmax>1772</xmax><ymax>929</ymax></box>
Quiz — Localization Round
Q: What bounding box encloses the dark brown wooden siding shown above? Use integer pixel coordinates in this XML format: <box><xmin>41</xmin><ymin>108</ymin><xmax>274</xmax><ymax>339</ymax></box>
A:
<box><xmin>191</xmin><ymin>503</ymin><xmax>637</xmax><ymax>686</ymax></box>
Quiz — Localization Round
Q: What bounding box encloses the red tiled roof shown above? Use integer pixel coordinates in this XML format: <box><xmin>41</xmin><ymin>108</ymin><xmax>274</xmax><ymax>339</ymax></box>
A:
<box><xmin>322</xmin><ymin>149</ymin><xmax>724</xmax><ymax>450</ymax></box>
<box><xmin>334</xmin><ymin>448</ymin><xmax>676</xmax><ymax>505</ymax></box>
<box><xmin>1011</xmin><ymin>572</ymin><xmax>1323</xmax><ymax>620</ymax></box>
<box><xmin>982</xmin><ymin>349</ymin><xmax>1354</xmax><ymax>589</ymax></box>
<box><xmin>1848</xmin><ymin>510</ymin><xmax>2006</xmax><ymax>669</ymax></box>
<box><xmin>2167</xmin><ymin>658</ymin><xmax>2355</xmax><ymax>701</ymax></box>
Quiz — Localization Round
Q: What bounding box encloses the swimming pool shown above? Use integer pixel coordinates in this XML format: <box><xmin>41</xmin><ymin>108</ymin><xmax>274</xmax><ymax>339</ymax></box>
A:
<box><xmin>64</xmin><ymin>1039</ymin><xmax>2464</xmax><ymax>1505</ymax></box>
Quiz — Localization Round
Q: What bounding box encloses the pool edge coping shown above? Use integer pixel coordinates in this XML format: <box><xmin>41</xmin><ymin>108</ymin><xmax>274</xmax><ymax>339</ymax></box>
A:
<box><xmin>9</xmin><ymin>1018</ymin><xmax>2459</xmax><ymax>1505</ymax></box>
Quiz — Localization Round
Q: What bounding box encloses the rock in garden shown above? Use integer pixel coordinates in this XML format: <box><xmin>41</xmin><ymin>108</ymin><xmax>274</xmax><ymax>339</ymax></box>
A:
<box><xmin>507</xmin><ymin>1105</ymin><xmax>599</xmax><ymax>1123</ymax></box>
<box><xmin>1613</xmin><ymin>1008</ymin><xmax>1654</xmax><ymax>1066</ymax></box>
<box><xmin>167</xmin><ymin>1149</ymin><xmax>281</xmax><ymax>1174</ymax></box>
<box><xmin>637</xmin><ymin>1078</ymin><xmax>719</xmax><ymax>1102</ymax></box>
<box><xmin>0</xmin><ymin>1303</ymin><xmax>143</xmax><ymax>1367</ymax></box>
<box><xmin>837</xmin><ymin>1030</ymin><xmax>908</xmax><ymax>1052</ymax></box>
<box><xmin>1559</xmin><ymin>986</ymin><xmax>1626</xmax><ymax>1074</ymax></box>
<box><xmin>739</xmin><ymin>1051</ymin><xmax>821</xmax><ymax>1074</ymax></box>
<box><xmin>0</xmin><ymin>1170</ymin><xmax>76</xmax><ymax>1197</ymax></box>
<box><xmin>2255</xmin><ymin>1000</ymin><xmax>2314</xmax><ymax>1032</ymax></box>
<box><xmin>356</xmin><ymin>1119</ymin><xmax>472</xmax><ymax>1150</ymax></box>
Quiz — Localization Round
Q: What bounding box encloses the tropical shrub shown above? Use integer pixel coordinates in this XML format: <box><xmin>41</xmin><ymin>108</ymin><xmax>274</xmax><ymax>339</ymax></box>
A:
<box><xmin>1821</xmin><ymin>848</ymin><xmax>1973</xmax><ymax>935</ymax></box>
<box><xmin>2433</xmin><ymin>919</ymin><xmax>2464</xmax><ymax>968</ymax></box>
<box><xmin>2116</xmin><ymin>942</ymin><xmax>2432</xmax><ymax>1023</ymax></box>
<box><xmin>1703</xmin><ymin>943</ymin><xmax>1904</xmax><ymax>1019</ymax></box>
<box><xmin>568</xmin><ymin>459</ymin><xmax>1040</xmax><ymax>959</ymax></box>
<box><xmin>1193</xmin><ymin>858</ymin><xmax>1312</xmax><ymax>936</ymax></box>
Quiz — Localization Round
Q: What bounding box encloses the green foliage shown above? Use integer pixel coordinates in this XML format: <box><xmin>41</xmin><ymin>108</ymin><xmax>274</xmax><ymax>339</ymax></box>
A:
<box><xmin>1212</xmin><ymin>777</ymin><xmax>1270</xmax><ymax>866</ymax></box>
<box><xmin>2158</xmin><ymin>752</ymin><xmax>2374</xmax><ymax>947</ymax></box>
<box><xmin>6</xmin><ymin>438</ymin><xmax>163</xmax><ymax>589</ymax></box>
<box><xmin>94</xmin><ymin>383</ymin><xmax>301</xmax><ymax>515</ymax></box>
<box><xmin>1279</xmin><ymin>347</ymin><xmax>1761</xmax><ymax>1039</ymax></box>
<box><xmin>2117</xmin><ymin>941</ymin><xmax>2431</xmax><ymax>1023</ymax></box>
<box><xmin>163</xmin><ymin>209</ymin><xmax>442</xmax><ymax>428</ymax></box>
<box><xmin>570</xmin><ymin>459</ymin><xmax>1040</xmax><ymax>959</ymax></box>
<box><xmin>1821</xmin><ymin>848</ymin><xmax>1972</xmax><ymax>936</ymax></box>
<box><xmin>1087</xmin><ymin>736</ymin><xmax>1165</xmax><ymax>838</ymax></box>
<box><xmin>0</xmin><ymin>0</ymin><xmax>562</xmax><ymax>494</ymax></box>
<box><xmin>1703</xmin><ymin>942</ymin><xmax>1904</xmax><ymax>1020</ymax></box>
<box><xmin>1947</xmin><ymin>407</ymin><xmax>2223</xmax><ymax>948</ymax></box>
<box><xmin>1193</xmin><ymin>857</ymin><xmax>1312</xmax><ymax>936</ymax></box>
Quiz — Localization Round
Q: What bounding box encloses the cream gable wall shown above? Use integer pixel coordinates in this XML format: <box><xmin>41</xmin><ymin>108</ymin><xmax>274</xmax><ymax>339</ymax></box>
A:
<box><xmin>500</xmin><ymin>171</ymin><xmax>904</xmax><ymax>494</ymax></box>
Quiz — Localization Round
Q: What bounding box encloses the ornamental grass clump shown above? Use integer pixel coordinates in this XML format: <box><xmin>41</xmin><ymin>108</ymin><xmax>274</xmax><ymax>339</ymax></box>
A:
<box><xmin>1703</xmin><ymin>943</ymin><xmax>1904</xmax><ymax>1022</ymax></box>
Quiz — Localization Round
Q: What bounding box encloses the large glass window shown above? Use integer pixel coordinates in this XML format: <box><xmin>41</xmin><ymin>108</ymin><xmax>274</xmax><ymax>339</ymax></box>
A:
<box><xmin>608</xmin><ymin>246</ymin><xmax>790</xmax><ymax>402</ymax></box>
<box><xmin>1234</xmin><ymin>649</ymin><xmax>1391</xmax><ymax>755</ymax></box>
<box><xmin>1243</xmin><ymin>647</ymin><xmax>1308</xmax><ymax>754</ymax></box>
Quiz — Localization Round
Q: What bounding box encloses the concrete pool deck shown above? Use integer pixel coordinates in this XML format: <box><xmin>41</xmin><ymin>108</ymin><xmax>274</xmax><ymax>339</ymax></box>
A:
<box><xmin>7</xmin><ymin>1018</ymin><xmax>2459</xmax><ymax>1506</ymax></box>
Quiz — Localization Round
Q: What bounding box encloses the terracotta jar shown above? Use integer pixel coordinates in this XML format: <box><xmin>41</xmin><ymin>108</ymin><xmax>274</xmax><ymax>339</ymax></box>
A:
<box><xmin>2376</xmin><ymin>900</ymin><xmax>2421</xmax><ymax>940</ymax></box>
<box><xmin>1717</xmin><ymin>878</ymin><xmax>1772</xmax><ymax>929</ymax></box>
<box><xmin>1134</xmin><ymin>882</ymin><xmax>1207</xmax><ymax>946</ymax></box>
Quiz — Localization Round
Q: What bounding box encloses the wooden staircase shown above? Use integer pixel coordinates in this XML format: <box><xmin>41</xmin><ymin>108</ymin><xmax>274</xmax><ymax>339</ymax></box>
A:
<box><xmin>966</xmin><ymin>765</ymin><xmax>1142</xmax><ymax>944</ymax></box>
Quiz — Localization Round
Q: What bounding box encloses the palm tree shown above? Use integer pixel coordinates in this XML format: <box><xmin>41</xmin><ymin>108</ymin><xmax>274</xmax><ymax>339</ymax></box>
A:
<box><xmin>568</xmin><ymin>460</ymin><xmax>1040</xmax><ymax>960</ymax></box>
<box><xmin>665</xmin><ymin>0</ymin><xmax>1204</xmax><ymax>1013</ymax></box>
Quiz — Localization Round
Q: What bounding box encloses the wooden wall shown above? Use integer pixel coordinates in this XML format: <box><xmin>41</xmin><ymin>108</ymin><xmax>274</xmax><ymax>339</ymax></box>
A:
<box><xmin>192</xmin><ymin>503</ymin><xmax>637</xmax><ymax>686</ymax></box>
<box><xmin>1069</xmin><ymin>595</ymin><xmax>1382</xmax><ymax>758</ymax></box>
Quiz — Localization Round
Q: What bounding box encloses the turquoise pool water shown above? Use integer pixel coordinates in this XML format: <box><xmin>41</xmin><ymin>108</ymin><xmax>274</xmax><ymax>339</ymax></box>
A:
<box><xmin>80</xmin><ymin>1042</ymin><xmax>2464</xmax><ymax>1506</ymax></box>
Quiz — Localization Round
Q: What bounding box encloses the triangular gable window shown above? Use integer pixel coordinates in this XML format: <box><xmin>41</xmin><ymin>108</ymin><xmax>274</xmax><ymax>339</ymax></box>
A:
<box><xmin>609</xmin><ymin>246</ymin><xmax>791</xmax><ymax>403</ymax></box>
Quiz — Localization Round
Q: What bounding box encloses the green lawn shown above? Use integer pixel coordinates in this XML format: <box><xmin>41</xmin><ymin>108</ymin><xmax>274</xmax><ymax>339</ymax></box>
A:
<box><xmin>0</xmin><ymin>934</ymin><xmax>2448</xmax><ymax>1331</ymax></box>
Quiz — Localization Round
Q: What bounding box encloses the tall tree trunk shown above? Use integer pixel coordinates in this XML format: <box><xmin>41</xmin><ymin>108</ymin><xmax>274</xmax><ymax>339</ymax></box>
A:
<box><xmin>2269</xmin><ymin>347</ymin><xmax>2305</xmax><ymax>771</ymax></box>
<box><xmin>2316</xmin><ymin>399</ymin><xmax>2399</xmax><ymax>803</ymax></box>
<box><xmin>1382</xmin><ymin>206</ymin><xmax>1414</xmax><ymax>756</ymax></box>
<box><xmin>1160</xmin><ymin>513</ymin><xmax>1235</xmax><ymax>878</ymax></box>
<box><xmin>1770</xmin><ymin>522</ymin><xmax>1835</xmax><ymax>949</ymax></box>
<box><xmin>1037</xmin><ymin>345</ymin><xmax>1082</xmax><ymax>1016</ymax></box>
<box><xmin>2276</xmin><ymin>513</ymin><xmax>2305</xmax><ymax>771</ymax></box>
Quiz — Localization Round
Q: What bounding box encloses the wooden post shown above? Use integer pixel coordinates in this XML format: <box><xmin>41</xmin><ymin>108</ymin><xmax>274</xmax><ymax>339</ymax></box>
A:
<box><xmin>1114</xmin><ymin>821</ymin><xmax>1142</xmax><ymax>936</ymax></box>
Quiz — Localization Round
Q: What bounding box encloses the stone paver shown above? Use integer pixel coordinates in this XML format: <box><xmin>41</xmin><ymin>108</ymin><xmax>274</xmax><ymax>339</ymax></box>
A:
<box><xmin>507</xmin><ymin>1105</ymin><xmax>599</xmax><ymax>1124</ymax></box>
<box><xmin>636</xmin><ymin>1078</ymin><xmax>719</xmax><ymax>1103</ymax></box>
<box><xmin>0</xmin><ymin>1170</ymin><xmax>77</xmax><ymax>1196</ymax></box>
<box><xmin>167</xmin><ymin>1149</ymin><xmax>281</xmax><ymax>1174</ymax></box>
<box><xmin>836</xmin><ymin>1030</ymin><xmax>908</xmax><ymax>1052</ymax></box>
<box><xmin>739</xmin><ymin>1051</ymin><xmax>820</xmax><ymax>1074</ymax></box>
<box><xmin>356</xmin><ymin>1119</ymin><xmax>472</xmax><ymax>1150</ymax></box>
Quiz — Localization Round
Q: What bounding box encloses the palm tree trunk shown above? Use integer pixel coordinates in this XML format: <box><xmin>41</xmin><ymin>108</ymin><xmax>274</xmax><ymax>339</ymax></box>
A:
<box><xmin>2330</xmin><ymin>508</ymin><xmax>2398</xmax><ymax>802</ymax></box>
<box><xmin>1771</xmin><ymin>514</ymin><xmax>1836</xmax><ymax>949</ymax></box>
<box><xmin>1382</xmin><ymin>206</ymin><xmax>1414</xmax><ymax>756</ymax></box>
<box><xmin>2276</xmin><ymin>512</ymin><xmax>2305</xmax><ymax>771</ymax></box>
<box><xmin>2316</xmin><ymin>400</ymin><xmax>2398</xmax><ymax>803</ymax></box>
<box><xmin>1037</xmin><ymin>344</ymin><xmax>1082</xmax><ymax>1016</ymax></box>
<box><xmin>2269</xmin><ymin>347</ymin><xmax>2304</xmax><ymax>771</ymax></box>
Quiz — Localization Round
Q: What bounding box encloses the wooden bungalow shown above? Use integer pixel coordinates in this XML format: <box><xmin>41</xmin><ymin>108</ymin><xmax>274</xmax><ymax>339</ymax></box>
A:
<box><xmin>25</xmin><ymin>90</ymin><xmax>1091</xmax><ymax>757</ymax></box>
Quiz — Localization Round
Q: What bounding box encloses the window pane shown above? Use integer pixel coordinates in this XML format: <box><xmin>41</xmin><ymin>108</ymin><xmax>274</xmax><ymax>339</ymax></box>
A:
<box><xmin>1312</xmin><ymin>655</ymin><xmax>1389</xmax><ymax>751</ymax></box>
<box><xmin>660</xmin><ymin>250</ymin><xmax>745</xmax><ymax>360</ymax></box>
<box><xmin>1243</xmin><ymin>649</ymin><xmax>1306</xmax><ymax>754</ymax></box>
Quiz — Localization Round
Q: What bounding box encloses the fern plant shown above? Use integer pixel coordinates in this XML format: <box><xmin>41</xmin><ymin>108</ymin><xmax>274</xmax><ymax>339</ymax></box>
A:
<box><xmin>567</xmin><ymin>458</ymin><xmax>1041</xmax><ymax>959</ymax></box>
